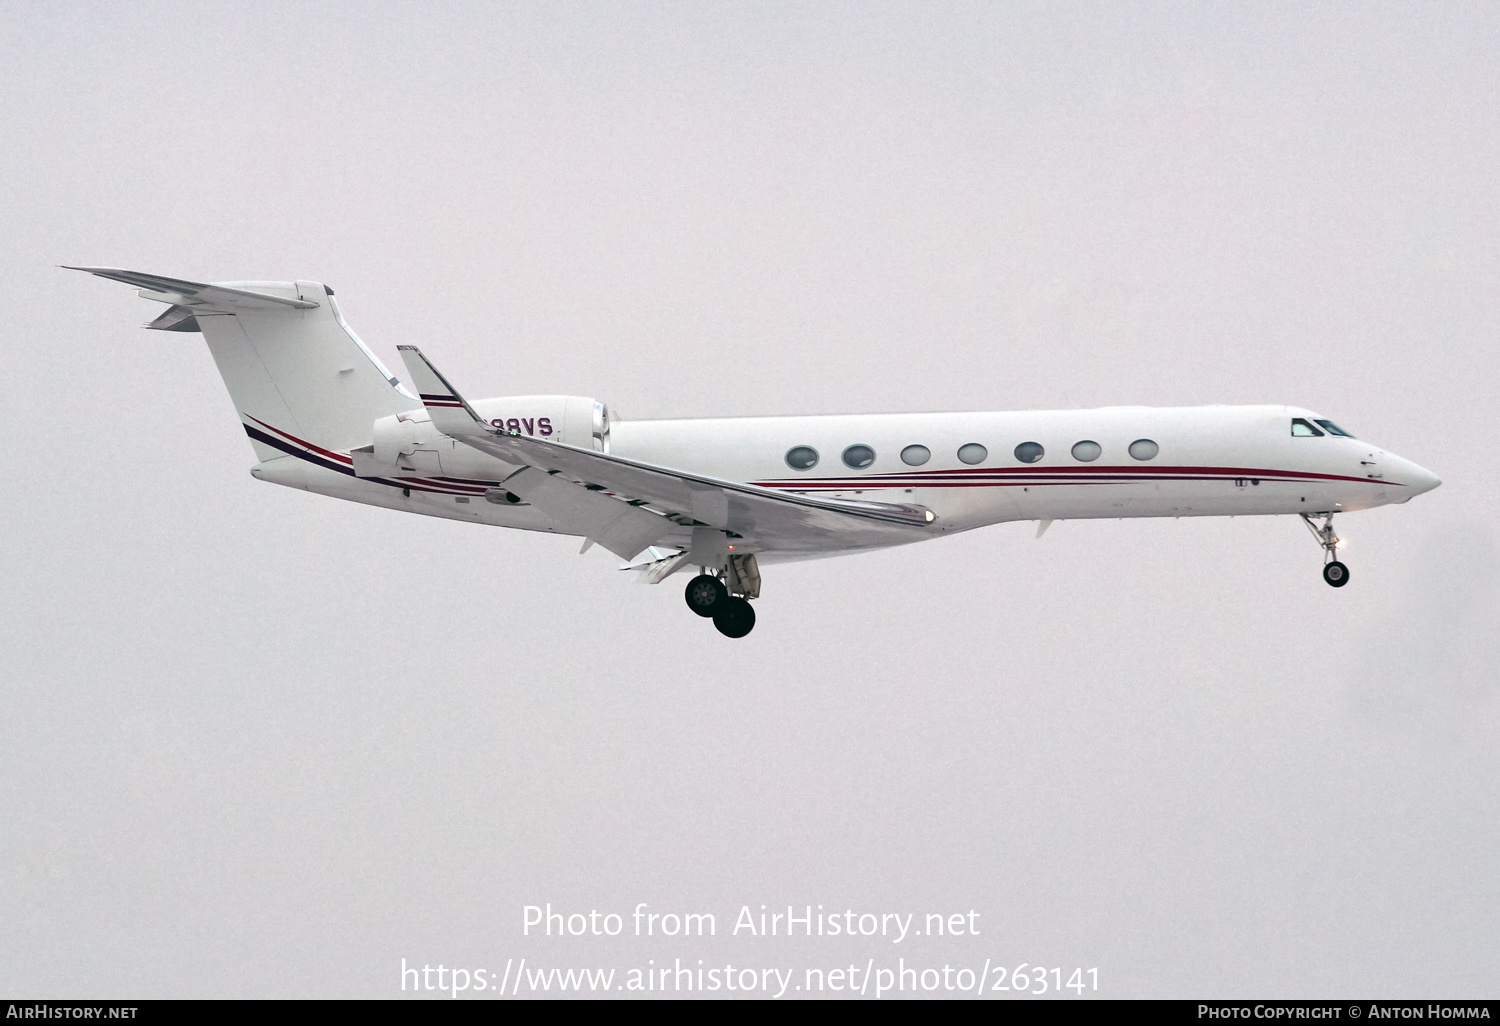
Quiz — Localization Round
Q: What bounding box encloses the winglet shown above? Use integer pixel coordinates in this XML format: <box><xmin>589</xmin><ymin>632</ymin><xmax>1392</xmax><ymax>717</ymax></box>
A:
<box><xmin>394</xmin><ymin>345</ymin><xmax>487</xmax><ymax>435</ymax></box>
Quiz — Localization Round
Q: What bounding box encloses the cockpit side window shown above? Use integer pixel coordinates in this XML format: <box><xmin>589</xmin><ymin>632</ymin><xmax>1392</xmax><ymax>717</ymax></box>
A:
<box><xmin>1290</xmin><ymin>418</ymin><xmax>1325</xmax><ymax>437</ymax></box>
<box><xmin>1315</xmin><ymin>419</ymin><xmax>1354</xmax><ymax>437</ymax></box>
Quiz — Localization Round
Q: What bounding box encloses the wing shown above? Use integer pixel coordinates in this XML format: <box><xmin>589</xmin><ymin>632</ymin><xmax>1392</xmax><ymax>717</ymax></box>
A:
<box><xmin>395</xmin><ymin>346</ymin><xmax>938</xmax><ymax>558</ymax></box>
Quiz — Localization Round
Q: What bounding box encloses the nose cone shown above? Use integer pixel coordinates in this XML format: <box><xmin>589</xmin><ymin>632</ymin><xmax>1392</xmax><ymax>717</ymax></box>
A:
<box><xmin>1396</xmin><ymin>457</ymin><xmax>1441</xmax><ymax>496</ymax></box>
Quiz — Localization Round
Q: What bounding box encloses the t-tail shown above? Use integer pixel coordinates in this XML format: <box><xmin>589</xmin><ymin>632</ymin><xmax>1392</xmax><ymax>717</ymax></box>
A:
<box><xmin>67</xmin><ymin>266</ymin><xmax>414</xmax><ymax>462</ymax></box>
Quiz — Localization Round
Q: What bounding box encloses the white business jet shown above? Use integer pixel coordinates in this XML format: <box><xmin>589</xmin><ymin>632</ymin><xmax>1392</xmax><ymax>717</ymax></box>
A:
<box><xmin>71</xmin><ymin>267</ymin><xmax>1441</xmax><ymax>638</ymax></box>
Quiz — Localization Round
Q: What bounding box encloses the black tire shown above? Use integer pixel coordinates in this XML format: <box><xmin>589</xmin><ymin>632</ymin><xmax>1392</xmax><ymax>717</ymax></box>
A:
<box><xmin>712</xmin><ymin>597</ymin><xmax>756</xmax><ymax>638</ymax></box>
<box><xmin>1323</xmin><ymin>561</ymin><xmax>1350</xmax><ymax>588</ymax></box>
<box><xmin>684</xmin><ymin>574</ymin><xmax>727</xmax><ymax>617</ymax></box>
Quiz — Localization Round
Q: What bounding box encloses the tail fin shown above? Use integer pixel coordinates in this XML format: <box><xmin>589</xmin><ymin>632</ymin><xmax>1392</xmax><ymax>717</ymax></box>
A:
<box><xmin>68</xmin><ymin>266</ymin><xmax>415</xmax><ymax>460</ymax></box>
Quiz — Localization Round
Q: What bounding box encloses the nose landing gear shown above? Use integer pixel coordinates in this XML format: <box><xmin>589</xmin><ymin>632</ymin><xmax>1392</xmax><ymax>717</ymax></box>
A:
<box><xmin>1301</xmin><ymin>512</ymin><xmax>1350</xmax><ymax>588</ymax></box>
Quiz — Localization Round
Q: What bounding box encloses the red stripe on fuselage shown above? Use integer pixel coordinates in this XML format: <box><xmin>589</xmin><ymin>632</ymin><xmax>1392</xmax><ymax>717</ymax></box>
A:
<box><xmin>244</xmin><ymin>415</ymin><xmax>355</xmax><ymax>465</ymax></box>
<box><xmin>751</xmin><ymin>463</ymin><xmax>1399</xmax><ymax>490</ymax></box>
<box><xmin>243</xmin><ymin>416</ymin><xmax>513</xmax><ymax>493</ymax></box>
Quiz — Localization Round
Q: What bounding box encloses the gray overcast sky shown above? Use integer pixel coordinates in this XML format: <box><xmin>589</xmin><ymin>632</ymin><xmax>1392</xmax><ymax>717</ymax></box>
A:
<box><xmin>2</xmin><ymin>1</ymin><xmax>1496</xmax><ymax>999</ymax></box>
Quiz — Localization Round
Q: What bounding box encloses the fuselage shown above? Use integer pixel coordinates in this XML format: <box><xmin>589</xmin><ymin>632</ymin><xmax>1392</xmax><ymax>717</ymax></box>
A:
<box><xmin>616</xmin><ymin>404</ymin><xmax>1437</xmax><ymax>528</ymax></box>
<box><xmin>71</xmin><ymin>265</ymin><xmax>1442</xmax><ymax>635</ymax></box>
<box><xmin>258</xmin><ymin>402</ymin><xmax>1440</xmax><ymax>559</ymax></box>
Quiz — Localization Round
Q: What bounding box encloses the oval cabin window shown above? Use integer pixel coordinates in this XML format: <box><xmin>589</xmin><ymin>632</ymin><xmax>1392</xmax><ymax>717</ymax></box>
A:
<box><xmin>785</xmin><ymin>446</ymin><xmax>819</xmax><ymax>470</ymax></box>
<box><xmin>842</xmin><ymin>444</ymin><xmax>876</xmax><ymax>469</ymax></box>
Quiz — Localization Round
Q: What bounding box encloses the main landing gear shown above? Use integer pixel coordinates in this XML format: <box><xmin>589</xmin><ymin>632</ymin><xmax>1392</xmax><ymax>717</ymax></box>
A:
<box><xmin>1301</xmin><ymin>512</ymin><xmax>1350</xmax><ymax>588</ymax></box>
<box><xmin>684</xmin><ymin>574</ymin><xmax>756</xmax><ymax>637</ymax></box>
<box><xmin>683</xmin><ymin>558</ymin><xmax>760</xmax><ymax>638</ymax></box>
<box><xmin>684</xmin><ymin>574</ymin><xmax>726</xmax><ymax>616</ymax></box>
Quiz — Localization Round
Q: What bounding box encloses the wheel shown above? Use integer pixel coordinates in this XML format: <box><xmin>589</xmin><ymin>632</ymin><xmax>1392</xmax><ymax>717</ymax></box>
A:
<box><xmin>712</xmin><ymin>597</ymin><xmax>756</xmax><ymax>638</ymax></box>
<box><xmin>684</xmin><ymin>574</ymin><xmax>727</xmax><ymax>617</ymax></box>
<box><xmin>1323</xmin><ymin>561</ymin><xmax>1350</xmax><ymax>588</ymax></box>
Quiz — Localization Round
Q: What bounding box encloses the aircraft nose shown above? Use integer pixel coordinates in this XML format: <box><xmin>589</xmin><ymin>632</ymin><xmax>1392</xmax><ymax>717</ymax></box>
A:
<box><xmin>1399</xmin><ymin>458</ymin><xmax>1441</xmax><ymax>495</ymax></box>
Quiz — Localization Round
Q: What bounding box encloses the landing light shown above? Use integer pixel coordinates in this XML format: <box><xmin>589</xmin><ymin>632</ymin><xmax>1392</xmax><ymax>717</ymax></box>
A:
<box><xmin>1335</xmin><ymin>538</ymin><xmax>1349</xmax><ymax>550</ymax></box>
<box><xmin>924</xmin><ymin>510</ymin><xmax>936</xmax><ymax>522</ymax></box>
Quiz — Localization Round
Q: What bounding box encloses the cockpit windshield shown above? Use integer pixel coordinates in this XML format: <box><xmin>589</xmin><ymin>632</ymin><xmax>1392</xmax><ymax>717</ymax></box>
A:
<box><xmin>1314</xmin><ymin>419</ymin><xmax>1354</xmax><ymax>438</ymax></box>
<box><xmin>1291</xmin><ymin>418</ymin><xmax>1324</xmax><ymax>437</ymax></box>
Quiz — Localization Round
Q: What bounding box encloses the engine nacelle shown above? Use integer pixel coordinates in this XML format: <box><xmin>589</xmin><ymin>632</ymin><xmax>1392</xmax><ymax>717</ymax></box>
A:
<box><xmin>471</xmin><ymin>394</ymin><xmax>610</xmax><ymax>450</ymax></box>
<box><xmin>352</xmin><ymin>395</ymin><xmax>611</xmax><ymax>479</ymax></box>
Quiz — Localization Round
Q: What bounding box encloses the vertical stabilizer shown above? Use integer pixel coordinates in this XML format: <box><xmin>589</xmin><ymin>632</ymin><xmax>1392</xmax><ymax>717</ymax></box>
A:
<box><xmin>68</xmin><ymin>267</ymin><xmax>414</xmax><ymax>461</ymax></box>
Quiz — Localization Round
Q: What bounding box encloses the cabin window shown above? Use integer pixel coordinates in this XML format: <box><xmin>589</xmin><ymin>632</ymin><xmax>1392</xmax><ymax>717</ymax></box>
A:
<box><xmin>842</xmin><ymin>444</ymin><xmax>876</xmax><ymax>469</ymax></box>
<box><xmin>1291</xmin><ymin>418</ymin><xmax>1325</xmax><ymax>437</ymax></box>
<box><xmin>901</xmin><ymin>444</ymin><xmax>931</xmax><ymax>466</ymax></box>
<box><xmin>958</xmin><ymin>443</ymin><xmax>988</xmax><ymax>465</ymax></box>
<box><xmin>1071</xmin><ymin>440</ymin><xmax>1102</xmax><ymax>462</ymax></box>
<box><xmin>785</xmin><ymin>445</ymin><xmax>819</xmax><ymax>470</ymax></box>
<box><xmin>1315</xmin><ymin>419</ymin><xmax>1354</xmax><ymax>437</ymax></box>
<box><xmin>1128</xmin><ymin>438</ymin><xmax>1159</xmax><ymax>461</ymax></box>
<box><xmin>1013</xmin><ymin>441</ymin><xmax>1044</xmax><ymax>464</ymax></box>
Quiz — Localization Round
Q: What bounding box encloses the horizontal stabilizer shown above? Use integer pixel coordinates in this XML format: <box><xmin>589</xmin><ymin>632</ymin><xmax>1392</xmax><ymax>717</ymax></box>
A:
<box><xmin>64</xmin><ymin>266</ymin><xmax>319</xmax><ymax>311</ymax></box>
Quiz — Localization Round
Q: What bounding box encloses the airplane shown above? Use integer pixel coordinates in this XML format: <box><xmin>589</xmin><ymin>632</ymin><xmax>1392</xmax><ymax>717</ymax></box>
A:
<box><xmin>69</xmin><ymin>266</ymin><xmax>1442</xmax><ymax>638</ymax></box>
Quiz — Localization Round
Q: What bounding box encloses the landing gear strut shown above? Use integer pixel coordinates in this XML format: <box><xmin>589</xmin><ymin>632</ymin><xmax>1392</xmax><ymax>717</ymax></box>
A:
<box><xmin>1301</xmin><ymin>512</ymin><xmax>1350</xmax><ymax>588</ymax></box>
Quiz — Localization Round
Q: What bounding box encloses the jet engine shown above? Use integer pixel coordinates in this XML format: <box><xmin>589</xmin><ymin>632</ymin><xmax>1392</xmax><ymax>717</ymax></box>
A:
<box><xmin>352</xmin><ymin>395</ymin><xmax>610</xmax><ymax>479</ymax></box>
